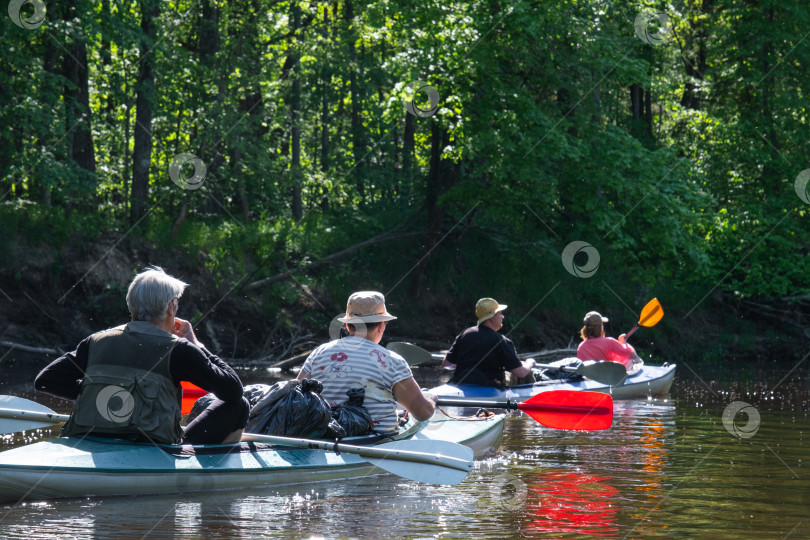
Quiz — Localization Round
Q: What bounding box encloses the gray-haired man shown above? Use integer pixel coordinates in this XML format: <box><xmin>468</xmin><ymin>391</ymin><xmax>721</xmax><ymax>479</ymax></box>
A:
<box><xmin>36</xmin><ymin>266</ymin><xmax>249</xmax><ymax>445</ymax></box>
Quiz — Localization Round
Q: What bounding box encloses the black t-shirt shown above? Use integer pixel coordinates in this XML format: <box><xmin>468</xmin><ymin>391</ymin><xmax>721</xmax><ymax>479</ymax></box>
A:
<box><xmin>445</xmin><ymin>325</ymin><xmax>522</xmax><ymax>385</ymax></box>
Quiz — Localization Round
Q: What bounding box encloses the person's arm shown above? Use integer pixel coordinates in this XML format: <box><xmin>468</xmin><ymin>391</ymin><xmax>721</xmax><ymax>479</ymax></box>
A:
<box><xmin>616</xmin><ymin>334</ymin><xmax>640</xmax><ymax>360</ymax></box>
<box><xmin>34</xmin><ymin>338</ymin><xmax>90</xmax><ymax>399</ymax></box>
<box><xmin>392</xmin><ymin>377</ymin><xmax>436</xmax><ymax>421</ymax></box>
<box><xmin>500</xmin><ymin>336</ymin><xmax>531</xmax><ymax>377</ymax></box>
<box><xmin>509</xmin><ymin>359</ymin><xmax>535</xmax><ymax>378</ymax></box>
<box><xmin>171</xmin><ymin>340</ymin><xmax>244</xmax><ymax>403</ymax></box>
<box><xmin>606</xmin><ymin>338</ymin><xmax>638</xmax><ymax>370</ymax></box>
<box><xmin>296</xmin><ymin>350</ymin><xmax>317</xmax><ymax>380</ymax></box>
<box><xmin>442</xmin><ymin>335</ymin><xmax>461</xmax><ymax>370</ymax></box>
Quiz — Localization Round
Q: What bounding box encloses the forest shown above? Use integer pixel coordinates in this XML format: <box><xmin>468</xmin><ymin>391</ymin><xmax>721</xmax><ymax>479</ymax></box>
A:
<box><xmin>1</xmin><ymin>0</ymin><xmax>808</xmax><ymax>366</ymax></box>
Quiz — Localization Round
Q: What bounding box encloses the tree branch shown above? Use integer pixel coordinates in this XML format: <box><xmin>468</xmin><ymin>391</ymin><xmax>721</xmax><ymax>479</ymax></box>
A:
<box><xmin>1</xmin><ymin>340</ymin><xmax>61</xmax><ymax>355</ymax></box>
<box><xmin>245</xmin><ymin>225</ymin><xmax>420</xmax><ymax>291</ymax></box>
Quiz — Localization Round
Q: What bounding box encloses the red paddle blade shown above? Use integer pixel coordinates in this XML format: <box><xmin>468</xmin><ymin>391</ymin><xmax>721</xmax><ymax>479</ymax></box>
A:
<box><xmin>518</xmin><ymin>390</ymin><xmax>613</xmax><ymax>431</ymax></box>
<box><xmin>181</xmin><ymin>382</ymin><xmax>208</xmax><ymax>414</ymax></box>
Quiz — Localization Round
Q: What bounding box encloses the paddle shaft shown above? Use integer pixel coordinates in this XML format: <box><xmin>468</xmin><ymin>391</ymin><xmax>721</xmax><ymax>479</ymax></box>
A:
<box><xmin>242</xmin><ymin>433</ymin><xmax>472</xmax><ymax>472</ymax></box>
<box><xmin>436</xmin><ymin>397</ymin><xmax>610</xmax><ymax>416</ymax></box>
<box><xmin>0</xmin><ymin>407</ymin><xmax>69</xmax><ymax>424</ymax></box>
<box><xmin>534</xmin><ymin>362</ymin><xmax>583</xmax><ymax>373</ymax></box>
<box><xmin>624</xmin><ymin>324</ymin><xmax>640</xmax><ymax>339</ymax></box>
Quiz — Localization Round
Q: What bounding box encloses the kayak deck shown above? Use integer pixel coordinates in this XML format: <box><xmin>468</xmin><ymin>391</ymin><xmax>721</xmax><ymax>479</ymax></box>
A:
<box><xmin>0</xmin><ymin>410</ymin><xmax>505</xmax><ymax>503</ymax></box>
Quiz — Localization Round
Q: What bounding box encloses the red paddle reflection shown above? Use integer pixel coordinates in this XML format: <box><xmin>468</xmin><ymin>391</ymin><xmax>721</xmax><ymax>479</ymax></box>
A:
<box><xmin>526</xmin><ymin>471</ymin><xmax>619</xmax><ymax>537</ymax></box>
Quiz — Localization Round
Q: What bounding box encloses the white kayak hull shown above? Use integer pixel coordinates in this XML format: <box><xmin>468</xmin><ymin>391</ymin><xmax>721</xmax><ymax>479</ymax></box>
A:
<box><xmin>0</xmin><ymin>411</ymin><xmax>505</xmax><ymax>503</ymax></box>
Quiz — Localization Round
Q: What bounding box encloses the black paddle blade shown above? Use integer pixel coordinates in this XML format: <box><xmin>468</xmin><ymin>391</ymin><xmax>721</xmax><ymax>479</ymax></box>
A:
<box><xmin>578</xmin><ymin>361</ymin><xmax>628</xmax><ymax>386</ymax></box>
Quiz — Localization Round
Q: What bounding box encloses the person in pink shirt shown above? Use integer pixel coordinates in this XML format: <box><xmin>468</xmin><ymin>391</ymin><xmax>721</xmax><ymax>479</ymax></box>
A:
<box><xmin>576</xmin><ymin>311</ymin><xmax>641</xmax><ymax>373</ymax></box>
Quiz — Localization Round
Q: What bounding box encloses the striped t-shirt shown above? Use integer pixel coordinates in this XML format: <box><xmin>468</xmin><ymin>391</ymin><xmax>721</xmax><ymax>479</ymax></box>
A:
<box><xmin>299</xmin><ymin>336</ymin><xmax>413</xmax><ymax>433</ymax></box>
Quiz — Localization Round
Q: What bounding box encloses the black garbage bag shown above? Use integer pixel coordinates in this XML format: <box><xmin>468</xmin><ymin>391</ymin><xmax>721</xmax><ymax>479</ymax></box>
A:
<box><xmin>331</xmin><ymin>388</ymin><xmax>374</xmax><ymax>437</ymax></box>
<box><xmin>535</xmin><ymin>357</ymin><xmax>585</xmax><ymax>382</ymax></box>
<box><xmin>187</xmin><ymin>380</ymin><xmax>345</xmax><ymax>439</ymax></box>
<box><xmin>247</xmin><ymin>378</ymin><xmax>345</xmax><ymax>439</ymax></box>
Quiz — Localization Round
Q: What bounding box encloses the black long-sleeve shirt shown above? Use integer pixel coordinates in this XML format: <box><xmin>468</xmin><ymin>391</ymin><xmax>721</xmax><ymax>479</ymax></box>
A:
<box><xmin>35</xmin><ymin>335</ymin><xmax>244</xmax><ymax>403</ymax></box>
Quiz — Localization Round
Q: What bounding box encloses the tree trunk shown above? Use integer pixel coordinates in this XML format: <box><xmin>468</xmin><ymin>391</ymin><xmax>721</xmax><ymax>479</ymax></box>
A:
<box><xmin>644</xmin><ymin>87</ymin><xmax>653</xmax><ymax>137</ymax></box>
<box><xmin>346</xmin><ymin>0</ymin><xmax>365</xmax><ymax>201</ymax></box>
<box><xmin>410</xmin><ymin>122</ymin><xmax>455</xmax><ymax>301</ymax></box>
<box><xmin>37</xmin><ymin>26</ymin><xmax>61</xmax><ymax>205</ymax></box>
<box><xmin>130</xmin><ymin>0</ymin><xmax>159</xmax><ymax>225</ymax></box>
<box><xmin>403</xmin><ymin>112</ymin><xmax>415</xmax><ymax>174</ymax></box>
<box><xmin>680</xmin><ymin>0</ymin><xmax>710</xmax><ymax>110</ymax></box>
<box><xmin>760</xmin><ymin>5</ymin><xmax>778</xmax><ymax>196</ymax></box>
<box><xmin>62</xmin><ymin>0</ymin><xmax>96</xmax><ymax>199</ymax></box>
<box><xmin>290</xmin><ymin>1</ymin><xmax>303</xmax><ymax>220</ymax></box>
<box><xmin>630</xmin><ymin>84</ymin><xmax>642</xmax><ymax>120</ymax></box>
<box><xmin>318</xmin><ymin>6</ymin><xmax>331</xmax><ymax>209</ymax></box>
<box><xmin>171</xmin><ymin>197</ymin><xmax>189</xmax><ymax>238</ymax></box>
<box><xmin>199</xmin><ymin>0</ymin><xmax>219</xmax><ymax>59</ymax></box>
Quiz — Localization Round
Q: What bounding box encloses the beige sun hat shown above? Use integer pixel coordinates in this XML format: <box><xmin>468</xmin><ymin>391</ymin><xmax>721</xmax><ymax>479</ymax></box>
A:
<box><xmin>476</xmin><ymin>297</ymin><xmax>507</xmax><ymax>325</ymax></box>
<box><xmin>337</xmin><ymin>291</ymin><xmax>397</xmax><ymax>324</ymax></box>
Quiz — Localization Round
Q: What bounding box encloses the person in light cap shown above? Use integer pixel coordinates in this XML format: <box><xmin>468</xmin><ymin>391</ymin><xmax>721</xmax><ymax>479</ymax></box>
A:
<box><xmin>576</xmin><ymin>311</ymin><xmax>641</xmax><ymax>372</ymax></box>
<box><xmin>297</xmin><ymin>291</ymin><xmax>436</xmax><ymax>434</ymax></box>
<box><xmin>441</xmin><ymin>298</ymin><xmax>535</xmax><ymax>387</ymax></box>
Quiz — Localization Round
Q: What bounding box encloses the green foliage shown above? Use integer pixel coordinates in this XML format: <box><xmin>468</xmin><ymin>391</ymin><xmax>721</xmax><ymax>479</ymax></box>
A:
<box><xmin>1</xmin><ymin>0</ymin><xmax>808</xmax><ymax>354</ymax></box>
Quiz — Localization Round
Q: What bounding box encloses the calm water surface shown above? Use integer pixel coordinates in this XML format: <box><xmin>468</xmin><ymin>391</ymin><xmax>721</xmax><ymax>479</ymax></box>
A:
<box><xmin>1</xmin><ymin>362</ymin><xmax>808</xmax><ymax>539</ymax></box>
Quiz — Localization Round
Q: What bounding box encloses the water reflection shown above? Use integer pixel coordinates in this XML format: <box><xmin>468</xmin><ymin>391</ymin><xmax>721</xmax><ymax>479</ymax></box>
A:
<box><xmin>2</xmin><ymin>365</ymin><xmax>809</xmax><ymax>538</ymax></box>
<box><xmin>526</xmin><ymin>471</ymin><xmax>619</xmax><ymax>537</ymax></box>
<box><xmin>495</xmin><ymin>400</ymin><xmax>675</xmax><ymax>538</ymax></box>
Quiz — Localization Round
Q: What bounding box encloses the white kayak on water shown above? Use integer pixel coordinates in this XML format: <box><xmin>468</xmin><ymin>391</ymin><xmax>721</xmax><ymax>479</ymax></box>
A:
<box><xmin>0</xmin><ymin>407</ymin><xmax>505</xmax><ymax>503</ymax></box>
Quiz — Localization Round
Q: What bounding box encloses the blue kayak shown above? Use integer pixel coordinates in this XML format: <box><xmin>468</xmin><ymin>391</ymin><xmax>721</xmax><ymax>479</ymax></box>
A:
<box><xmin>432</xmin><ymin>363</ymin><xmax>676</xmax><ymax>400</ymax></box>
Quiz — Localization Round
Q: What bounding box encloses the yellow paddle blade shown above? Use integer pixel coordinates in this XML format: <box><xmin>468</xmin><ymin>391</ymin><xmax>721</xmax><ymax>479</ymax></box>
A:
<box><xmin>639</xmin><ymin>298</ymin><xmax>664</xmax><ymax>327</ymax></box>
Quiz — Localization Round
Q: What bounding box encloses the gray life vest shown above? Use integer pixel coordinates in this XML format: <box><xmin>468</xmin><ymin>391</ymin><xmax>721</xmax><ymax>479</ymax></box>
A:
<box><xmin>61</xmin><ymin>321</ymin><xmax>184</xmax><ymax>444</ymax></box>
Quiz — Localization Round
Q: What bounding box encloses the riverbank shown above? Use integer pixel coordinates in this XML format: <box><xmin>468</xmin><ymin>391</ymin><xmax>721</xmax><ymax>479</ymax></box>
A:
<box><xmin>1</xmin><ymin>233</ymin><xmax>807</xmax><ymax>373</ymax></box>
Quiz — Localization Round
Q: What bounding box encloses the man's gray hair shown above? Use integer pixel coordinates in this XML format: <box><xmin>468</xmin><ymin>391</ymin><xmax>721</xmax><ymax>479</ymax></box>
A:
<box><xmin>126</xmin><ymin>266</ymin><xmax>188</xmax><ymax>321</ymax></box>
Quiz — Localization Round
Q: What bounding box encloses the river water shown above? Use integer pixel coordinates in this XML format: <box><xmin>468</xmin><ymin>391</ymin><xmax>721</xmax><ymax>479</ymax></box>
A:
<box><xmin>0</xmin><ymin>360</ymin><xmax>808</xmax><ymax>539</ymax></box>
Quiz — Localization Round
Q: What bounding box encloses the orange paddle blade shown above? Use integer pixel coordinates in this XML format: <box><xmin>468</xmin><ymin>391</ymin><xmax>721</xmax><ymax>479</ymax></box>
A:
<box><xmin>518</xmin><ymin>390</ymin><xmax>613</xmax><ymax>431</ymax></box>
<box><xmin>638</xmin><ymin>298</ymin><xmax>664</xmax><ymax>327</ymax></box>
<box><xmin>181</xmin><ymin>381</ymin><xmax>208</xmax><ymax>414</ymax></box>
